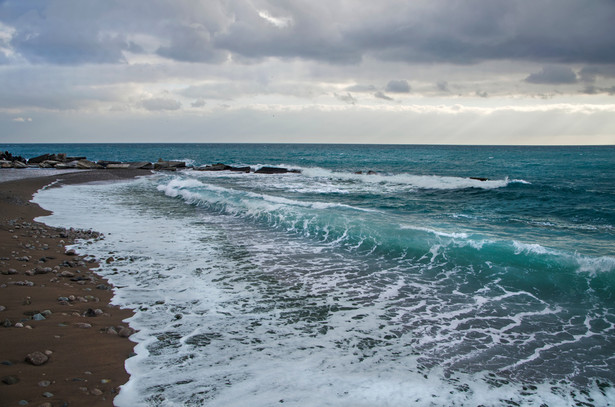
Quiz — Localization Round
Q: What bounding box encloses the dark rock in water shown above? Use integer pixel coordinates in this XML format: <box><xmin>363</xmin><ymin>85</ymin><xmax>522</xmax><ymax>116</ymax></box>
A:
<box><xmin>154</xmin><ymin>160</ymin><xmax>186</xmax><ymax>170</ymax></box>
<box><xmin>25</xmin><ymin>351</ymin><xmax>49</xmax><ymax>366</ymax></box>
<box><xmin>28</xmin><ymin>154</ymin><xmax>56</xmax><ymax>164</ymax></box>
<box><xmin>196</xmin><ymin>163</ymin><xmax>252</xmax><ymax>173</ymax></box>
<box><xmin>229</xmin><ymin>166</ymin><xmax>252</xmax><ymax>173</ymax></box>
<box><xmin>197</xmin><ymin>163</ymin><xmax>230</xmax><ymax>171</ymax></box>
<box><xmin>470</xmin><ymin>177</ymin><xmax>489</xmax><ymax>181</ymax></box>
<box><xmin>1</xmin><ymin>151</ymin><xmax>26</xmax><ymax>163</ymax></box>
<box><xmin>255</xmin><ymin>167</ymin><xmax>300</xmax><ymax>174</ymax></box>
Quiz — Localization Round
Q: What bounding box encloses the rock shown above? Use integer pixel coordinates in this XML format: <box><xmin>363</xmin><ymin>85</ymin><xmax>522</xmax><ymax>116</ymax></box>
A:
<box><xmin>42</xmin><ymin>392</ymin><xmax>54</xmax><ymax>398</ymax></box>
<box><xmin>1</xmin><ymin>375</ymin><xmax>20</xmax><ymax>385</ymax></box>
<box><xmin>39</xmin><ymin>160</ymin><xmax>61</xmax><ymax>168</ymax></box>
<box><xmin>154</xmin><ymin>160</ymin><xmax>186</xmax><ymax>170</ymax></box>
<box><xmin>106</xmin><ymin>163</ymin><xmax>132</xmax><ymax>169</ymax></box>
<box><xmin>59</xmin><ymin>271</ymin><xmax>75</xmax><ymax>278</ymax></box>
<box><xmin>197</xmin><ymin>163</ymin><xmax>231</xmax><ymax>171</ymax></box>
<box><xmin>0</xmin><ymin>305</ymin><xmax>5</xmax><ymax>312</ymax></box>
<box><xmin>255</xmin><ymin>166</ymin><xmax>300</xmax><ymax>174</ymax></box>
<box><xmin>54</xmin><ymin>162</ymin><xmax>77</xmax><ymax>169</ymax></box>
<box><xmin>32</xmin><ymin>313</ymin><xmax>46</xmax><ymax>321</ymax></box>
<box><xmin>12</xmin><ymin>160</ymin><xmax>27</xmax><ymax>168</ymax></box>
<box><xmin>65</xmin><ymin>248</ymin><xmax>76</xmax><ymax>256</ymax></box>
<box><xmin>91</xmin><ymin>388</ymin><xmax>103</xmax><ymax>396</ymax></box>
<box><xmin>76</xmin><ymin>159</ymin><xmax>103</xmax><ymax>169</ymax></box>
<box><xmin>28</xmin><ymin>153</ymin><xmax>55</xmax><ymax>164</ymax></box>
<box><xmin>74</xmin><ymin>322</ymin><xmax>92</xmax><ymax>329</ymax></box>
<box><xmin>118</xmin><ymin>327</ymin><xmax>133</xmax><ymax>337</ymax></box>
<box><xmin>128</xmin><ymin>161</ymin><xmax>153</xmax><ymax>169</ymax></box>
<box><xmin>104</xmin><ymin>326</ymin><xmax>118</xmax><ymax>335</ymax></box>
<box><xmin>25</xmin><ymin>351</ymin><xmax>49</xmax><ymax>366</ymax></box>
<box><xmin>470</xmin><ymin>177</ymin><xmax>489</xmax><ymax>181</ymax></box>
<box><xmin>38</xmin><ymin>380</ymin><xmax>51</xmax><ymax>387</ymax></box>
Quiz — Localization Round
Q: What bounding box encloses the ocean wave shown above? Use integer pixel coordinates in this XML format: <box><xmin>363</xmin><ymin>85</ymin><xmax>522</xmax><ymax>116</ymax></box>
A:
<box><xmin>298</xmin><ymin>167</ymin><xmax>528</xmax><ymax>190</ymax></box>
<box><xmin>157</xmin><ymin>174</ymin><xmax>613</xmax><ymax>279</ymax></box>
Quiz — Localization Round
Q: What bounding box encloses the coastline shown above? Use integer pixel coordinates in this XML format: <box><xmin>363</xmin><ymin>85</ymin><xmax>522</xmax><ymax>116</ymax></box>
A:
<box><xmin>0</xmin><ymin>170</ymin><xmax>145</xmax><ymax>407</ymax></box>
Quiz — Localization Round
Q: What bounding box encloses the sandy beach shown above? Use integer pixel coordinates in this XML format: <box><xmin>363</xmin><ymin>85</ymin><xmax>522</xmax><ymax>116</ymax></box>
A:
<box><xmin>1</xmin><ymin>170</ymin><xmax>145</xmax><ymax>407</ymax></box>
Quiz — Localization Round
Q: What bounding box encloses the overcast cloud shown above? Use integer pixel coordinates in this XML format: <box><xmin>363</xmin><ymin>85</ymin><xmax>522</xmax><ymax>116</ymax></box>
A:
<box><xmin>1</xmin><ymin>0</ymin><xmax>614</xmax><ymax>144</ymax></box>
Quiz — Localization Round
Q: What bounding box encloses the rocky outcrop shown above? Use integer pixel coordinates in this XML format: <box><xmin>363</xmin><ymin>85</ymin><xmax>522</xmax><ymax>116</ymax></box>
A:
<box><xmin>1</xmin><ymin>151</ymin><xmax>303</xmax><ymax>176</ymax></box>
<box><xmin>255</xmin><ymin>166</ymin><xmax>301</xmax><ymax>174</ymax></box>
<box><xmin>195</xmin><ymin>163</ymin><xmax>251</xmax><ymax>173</ymax></box>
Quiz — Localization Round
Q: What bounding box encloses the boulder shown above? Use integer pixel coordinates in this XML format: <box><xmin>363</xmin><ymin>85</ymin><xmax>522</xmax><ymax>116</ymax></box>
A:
<box><xmin>28</xmin><ymin>154</ymin><xmax>55</xmax><ymax>164</ymax></box>
<box><xmin>54</xmin><ymin>161</ymin><xmax>77</xmax><ymax>169</ymax></box>
<box><xmin>255</xmin><ymin>166</ymin><xmax>300</xmax><ymax>174</ymax></box>
<box><xmin>0</xmin><ymin>160</ymin><xmax>12</xmax><ymax>168</ymax></box>
<box><xmin>128</xmin><ymin>161</ymin><xmax>153</xmax><ymax>169</ymax></box>
<box><xmin>39</xmin><ymin>160</ymin><xmax>60</xmax><ymax>168</ymax></box>
<box><xmin>154</xmin><ymin>160</ymin><xmax>185</xmax><ymax>170</ymax></box>
<box><xmin>76</xmin><ymin>159</ymin><xmax>102</xmax><ymax>169</ymax></box>
<box><xmin>196</xmin><ymin>163</ymin><xmax>230</xmax><ymax>171</ymax></box>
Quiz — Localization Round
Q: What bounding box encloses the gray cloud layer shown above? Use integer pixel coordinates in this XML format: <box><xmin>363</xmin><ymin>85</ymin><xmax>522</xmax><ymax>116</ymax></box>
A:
<box><xmin>2</xmin><ymin>0</ymin><xmax>615</xmax><ymax>67</ymax></box>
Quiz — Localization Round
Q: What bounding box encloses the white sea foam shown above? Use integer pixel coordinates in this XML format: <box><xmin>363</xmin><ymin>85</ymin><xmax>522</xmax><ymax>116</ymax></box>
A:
<box><xmin>299</xmin><ymin>167</ymin><xmax>524</xmax><ymax>190</ymax></box>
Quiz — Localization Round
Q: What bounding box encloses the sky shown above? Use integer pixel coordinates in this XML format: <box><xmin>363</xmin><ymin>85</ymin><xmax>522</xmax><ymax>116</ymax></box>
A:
<box><xmin>1</xmin><ymin>0</ymin><xmax>614</xmax><ymax>145</ymax></box>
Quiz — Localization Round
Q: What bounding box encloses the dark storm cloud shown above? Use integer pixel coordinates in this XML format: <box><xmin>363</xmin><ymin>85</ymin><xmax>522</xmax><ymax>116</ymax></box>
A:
<box><xmin>1</xmin><ymin>1</ymin><xmax>614</xmax><ymax>67</ymax></box>
<box><xmin>525</xmin><ymin>66</ymin><xmax>578</xmax><ymax>84</ymax></box>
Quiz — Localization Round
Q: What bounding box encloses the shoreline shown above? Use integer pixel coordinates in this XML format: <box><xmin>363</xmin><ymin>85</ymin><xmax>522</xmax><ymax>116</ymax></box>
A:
<box><xmin>1</xmin><ymin>170</ymin><xmax>145</xmax><ymax>407</ymax></box>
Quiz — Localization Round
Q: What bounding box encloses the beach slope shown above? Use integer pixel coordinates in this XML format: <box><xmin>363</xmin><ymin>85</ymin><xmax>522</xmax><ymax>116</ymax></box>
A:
<box><xmin>1</xmin><ymin>171</ymin><xmax>141</xmax><ymax>407</ymax></box>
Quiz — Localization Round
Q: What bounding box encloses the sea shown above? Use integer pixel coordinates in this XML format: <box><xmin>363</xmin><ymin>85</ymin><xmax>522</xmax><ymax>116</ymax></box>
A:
<box><xmin>5</xmin><ymin>143</ymin><xmax>615</xmax><ymax>406</ymax></box>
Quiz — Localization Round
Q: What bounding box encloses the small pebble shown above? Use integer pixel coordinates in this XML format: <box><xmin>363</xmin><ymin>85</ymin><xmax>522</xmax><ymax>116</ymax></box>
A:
<box><xmin>25</xmin><ymin>351</ymin><xmax>49</xmax><ymax>366</ymax></box>
<box><xmin>38</xmin><ymin>380</ymin><xmax>51</xmax><ymax>387</ymax></box>
<box><xmin>42</xmin><ymin>392</ymin><xmax>54</xmax><ymax>398</ymax></box>
<box><xmin>18</xmin><ymin>400</ymin><xmax>28</xmax><ymax>405</ymax></box>
<box><xmin>91</xmin><ymin>388</ymin><xmax>103</xmax><ymax>396</ymax></box>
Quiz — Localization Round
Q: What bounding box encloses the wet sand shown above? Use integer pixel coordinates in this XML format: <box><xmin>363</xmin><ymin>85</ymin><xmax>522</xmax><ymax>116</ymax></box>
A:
<box><xmin>0</xmin><ymin>170</ymin><xmax>147</xmax><ymax>407</ymax></box>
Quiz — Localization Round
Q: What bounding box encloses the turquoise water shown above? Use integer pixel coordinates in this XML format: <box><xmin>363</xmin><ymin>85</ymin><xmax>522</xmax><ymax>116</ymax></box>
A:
<box><xmin>14</xmin><ymin>143</ymin><xmax>615</xmax><ymax>406</ymax></box>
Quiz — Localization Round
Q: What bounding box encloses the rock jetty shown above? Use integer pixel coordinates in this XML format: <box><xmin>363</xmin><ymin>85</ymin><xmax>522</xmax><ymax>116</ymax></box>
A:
<box><xmin>1</xmin><ymin>151</ymin><xmax>302</xmax><ymax>175</ymax></box>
